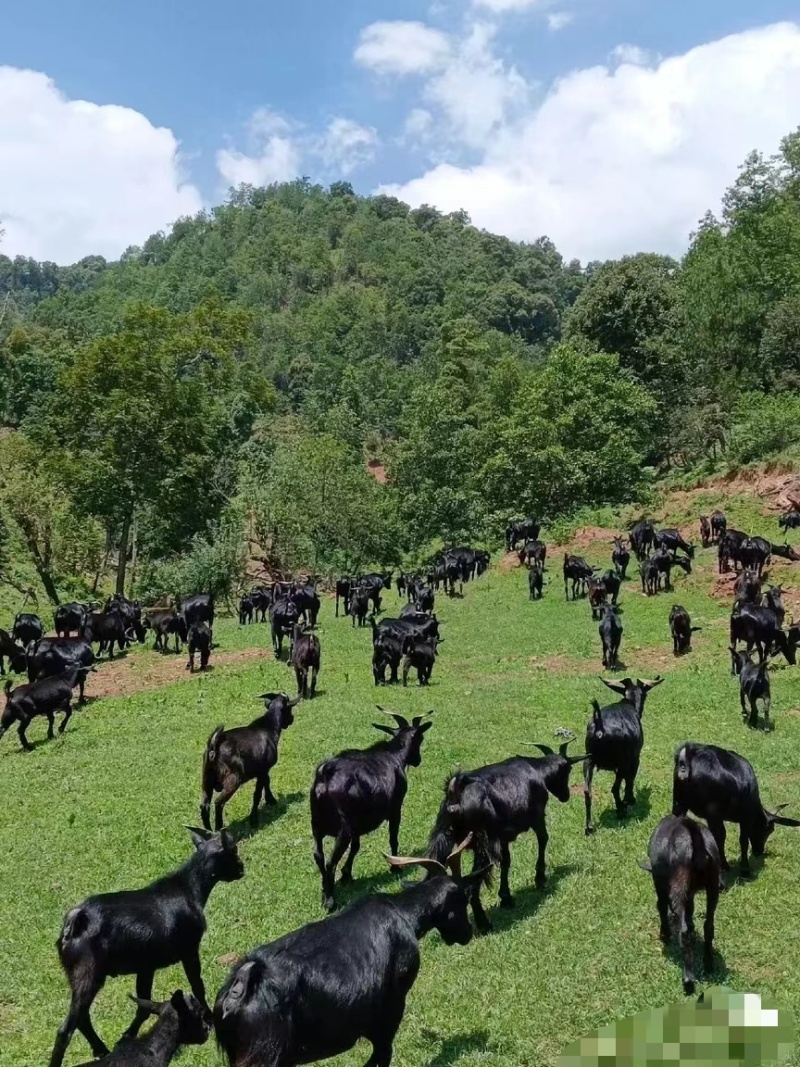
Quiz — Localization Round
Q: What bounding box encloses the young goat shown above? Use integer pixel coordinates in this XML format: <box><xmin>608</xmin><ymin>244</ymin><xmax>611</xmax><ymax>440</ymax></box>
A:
<box><xmin>583</xmin><ymin>677</ymin><xmax>664</xmax><ymax>834</ymax></box>
<box><xmin>669</xmin><ymin>605</ymin><xmax>700</xmax><ymax>655</ymax></box>
<box><xmin>639</xmin><ymin>815</ymin><xmax>720</xmax><ymax>995</ymax></box>
<box><xmin>733</xmin><ymin>569</ymin><xmax>761</xmax><ymax>607</ymax></box>
<box><xmin>402</xmin><ymin>635</ymin><xmax>437</xmax><ymax>686</ymax></box>
<box><xmin>214</xmin><ymin>839</ymin><xmax>481</xmax><ymax>1067</ymax></box>
<box><xmin>729</xmin><ymin>647</ymin><xmax>771</xmax><ymax>729</ymax></box>
<box><xmin>238</xmin><ymin>595</ymin><xmax>254</xmax><ymax>625</ymax></box>
<box><xmin>310</xmin><ymin>710</ymin><xmax>433</xmax><ymax>912</ymax></box>
<box><xmin>425</xmin><ymin>739</ymin><xmax>585</xmax><ymax>931</ymax></box>
<box><xmin>0</xmin><ymin>628</ymin><xmax>27</xmax><ymax>675</ymax></box>
<box><xmin>0</xmin><ymin>668</ymin><xmax>90</xmax><ymax>751</ymax></box>
<box><xmin>49</xmin><ymin>828</ymin><xmax>243</xmax><ymax>1067</ymax></box>
<box><xmin>599</xmin><ymin>604</ymin><xmax>622</xmax><ymax>669</ymax></box>
<box><xmin>200</xmin><ymin>692</ymin><xmax>299</xmax><ymax>831</ymax></box>
<box><xmin>186</xmin><ymin>621</ymin><xmax>211</xmax><ymax>673</ymax></box>
<box><xmin>528</xmin><ymin>562</ymin><xmax>543</xmax><ymax>600</ymax></box>
<box><xmin>587</xmin><ymin>576</ymin><xmax>608</xmax><ymax>621</ymax></box>
<box><xmin>672</xmin><ymin>742</ymin><xmax>800</xmax><ymax>880</ymax></box>
<box><xmin>612</xmin><ymin>536</ymin><xmax>630</xmax><ymax>579</ymax></box>
<box><xmin>348</xmin><ymin>585</ymin><xmax>370</xmax><ymax>627</ymax></box>
<box><xmin>699</xmin><ymin>516</ymin><xmax>712</xmax><ymax>548</ymax></box>
<box><xmin>289</xmin><ymin>623</ymin><xmax>320</xmax><ymax>698</ymax></box>
<box><xmin>71</xmin><ymin>990</ymin><xmax>211</xmax><ymax>1066</ymax></box>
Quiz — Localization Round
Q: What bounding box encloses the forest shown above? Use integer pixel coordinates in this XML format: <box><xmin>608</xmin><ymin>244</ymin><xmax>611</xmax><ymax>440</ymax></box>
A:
<box><xmin>2</xmin><ymin>130</ymin><xmax>800</xmax><ymax>605</ymax></box>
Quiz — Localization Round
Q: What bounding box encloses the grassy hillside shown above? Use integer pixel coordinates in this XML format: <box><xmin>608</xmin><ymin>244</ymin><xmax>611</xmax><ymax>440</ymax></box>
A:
<box><xmin>2</xmin><ymin>489</ymin><xmax>800</xmax><ymax>1066</ymax></box>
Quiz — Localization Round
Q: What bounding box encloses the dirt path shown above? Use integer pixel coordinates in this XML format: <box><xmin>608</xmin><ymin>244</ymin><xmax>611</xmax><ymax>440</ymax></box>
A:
<box><xmin>88</xmin><ymin>647</ymin><xmax>272</xmax><ymax>699</ymax></box>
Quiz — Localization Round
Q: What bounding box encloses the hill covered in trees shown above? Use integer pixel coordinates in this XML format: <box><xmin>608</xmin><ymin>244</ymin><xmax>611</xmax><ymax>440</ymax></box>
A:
<box><xmin>2</xmin><ymin>132</ymin><xmax>800</xmax><ymax>604</ymax></box>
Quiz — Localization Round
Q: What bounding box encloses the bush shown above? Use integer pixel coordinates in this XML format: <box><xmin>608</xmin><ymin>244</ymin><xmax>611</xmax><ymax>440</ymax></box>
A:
<box><xmin>727</xmin><ymin>393</ymin><xmax>800</xmax><ymax>466</ymax></box>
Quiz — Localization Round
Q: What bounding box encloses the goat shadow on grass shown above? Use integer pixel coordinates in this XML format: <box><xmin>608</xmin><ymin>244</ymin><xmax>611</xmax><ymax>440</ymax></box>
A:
<box><xmin>660</xmin><ymin>931</ymin><xmax>731</xmax><ymax>991</ymax></box>
<box><xmin>601</xmin><ymin>658</ymin><xmax>629</xmax><ymax>673</ymax></box>
<box><xmin>224</xmin><ymin>790</ymin><xmax>305</xmax><ymax>841</ymax></box>
<box><xmin>423</xmin><ymin>1029</ymin><xmax>491</xmax><ymax>1067</ymax></box>
<box><xmin>596</xmin><ymin>784</ymin><xmax>652</xmax><ymax>831</ymax></box>
<box><xmin>335</xmin><ymin>865</ymin><xmax>402</xmax><ymax>908</ymax></box>
<box><xmin>487</xmin><ymin>863</ymin><xmax>577</xmax><ymax>934</ymax></box>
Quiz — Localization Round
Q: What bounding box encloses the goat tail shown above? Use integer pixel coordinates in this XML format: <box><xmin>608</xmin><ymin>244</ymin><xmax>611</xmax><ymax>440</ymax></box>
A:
<box><xmin>591</xmin><ymin>698</ymin><xmax>603</xmax><ymax>726</ymax></box>
<box><xmin>57</xmin><ymin>906</ymin><xmax>90</xmax><ymax>964</ymax></box>
<box><xmin>202</xmin><ymin>726</ymin><xmax>224</xmax><ymax>797</ymax></box>
<box><xmin>205</xmin><ymin>725</ymin><xmax>224</xmax><ymax>764</ymax></box>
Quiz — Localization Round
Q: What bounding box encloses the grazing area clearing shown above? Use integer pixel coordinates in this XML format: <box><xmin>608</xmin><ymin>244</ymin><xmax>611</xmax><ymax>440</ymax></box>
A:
<box><xmin>3</xmin><ymin>493</ymin><xmax>800</xmax><ymax>1066</ymax></box>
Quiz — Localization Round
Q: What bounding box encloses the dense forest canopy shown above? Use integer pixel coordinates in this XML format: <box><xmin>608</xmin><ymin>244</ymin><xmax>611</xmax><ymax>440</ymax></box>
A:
<box><xmin>2</xmin><ymin>131</ymin><xmax>800</xmax><ymax>604</ymax></box>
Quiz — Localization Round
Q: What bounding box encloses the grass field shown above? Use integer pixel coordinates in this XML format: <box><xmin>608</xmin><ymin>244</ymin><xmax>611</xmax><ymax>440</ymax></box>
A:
<box><xmin>3</xmin><ymin>491</ymin><xmax>800</xmax><ymax>1066</ymax></box>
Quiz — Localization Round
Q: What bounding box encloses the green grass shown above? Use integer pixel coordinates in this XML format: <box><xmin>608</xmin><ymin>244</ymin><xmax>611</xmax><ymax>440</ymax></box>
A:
<box><xmin>3</xmin><ymin>499</ymin><xmax>800</xmax><ymax>1066</ymax></box>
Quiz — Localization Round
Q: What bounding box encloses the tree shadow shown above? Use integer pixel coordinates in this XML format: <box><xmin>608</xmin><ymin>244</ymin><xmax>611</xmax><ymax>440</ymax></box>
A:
<box><xmin>596</xmin><ymin>784</ymin><xmax>653</xmax><ymax>831</ymax></box>
<box><xmin>422</xmin><ymin>1030</ymin><xmax>491</xmax><ymax>1067</ymax></box>
<box><xmin>224</xmin><ymin>790</ymin><xmax>305</xmax><ymax>840</ymax></box>
<box><xmin>484</xmin><ymin>863</ymin><xmax>577</xmax><ymax>933</ymax></box>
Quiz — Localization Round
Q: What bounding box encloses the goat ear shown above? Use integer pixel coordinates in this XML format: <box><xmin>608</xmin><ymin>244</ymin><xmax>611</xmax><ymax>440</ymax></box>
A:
<box><xmin>637</xmin><ymin>859</ymin><xmax>652</xmax><ymax>873</ymax></box>
<box><xmin>185</xmin><ymin>826</ymin><xmax>213</xmax><ymax>849</ymax></box>
<box><xmin>599</xmin><ymin>677</ymin><xmax>627</xmax><ymax>695</ymax></box>
<box><xmin>419</xmin><ymin>721</ymin><xmax>434</xmax><ymax>734</ymax></box>
<box><xmin>220</xmin><ymin>829</ymin><xmax>236</xmax><ymax>850</ymax></box>
<box><xmin>639</xmin><ymin>676</ymin><xmax>664</xmax><ymax>691</ymax></box>
<box><xmin>258</xmin><ymin>692</ymin><xmax>280</xmax><ymax>701</ymax></box>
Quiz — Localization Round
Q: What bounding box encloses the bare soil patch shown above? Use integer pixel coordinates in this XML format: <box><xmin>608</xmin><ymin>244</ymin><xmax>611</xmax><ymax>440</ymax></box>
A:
<box><xmin>498</xmin><ymin>551</ymin><xmax>522</xmax><ymax>572</ymax></box>
<box><xmin>88</xmin><ymin>647</ymin><xmax>271</xmax><ymax>699</ymax></box>
<box><xmin>570</xmin><ymin>527</ymin><xmax>620</xmax><ymax>551</ymax></box>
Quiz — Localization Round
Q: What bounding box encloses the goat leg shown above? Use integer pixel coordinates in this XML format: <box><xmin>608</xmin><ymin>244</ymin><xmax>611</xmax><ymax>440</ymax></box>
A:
<box><xmin>583</xmin><ymin>759</ymin><xmax>596</xmax><ymax>835</ymax></box>
<box><xmin>499</xmin><ymin>841</ymin><xmax>514</xmax><ymax>908</ymax></box>
<box><xmin>122</xmin><ymin>969</ymin><xmax>155</xmax><ymax>1039</ymax></box>
<box><xmin>182</xmin><ymin>948</ymin><xmax>212</xmax><ymax>1021</ymax></box>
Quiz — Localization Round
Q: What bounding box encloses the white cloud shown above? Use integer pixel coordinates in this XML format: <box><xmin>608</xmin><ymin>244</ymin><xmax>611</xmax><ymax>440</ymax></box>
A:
<box><xmin>611</xmin><ymin>44</ymin><xmax>651</xmax><ymax>66</ymax></box>
<box><xmin>216</xmin><ymin>106</ymin><xmax>301</xmax><ymax>189</ymax></box>
<box><xmin>380</xmin><ymin>22</ymin><xmax>800</xmax><ymax>262</ymax></box>
<box><xmin>548</xmin><ymin>12</ymin><xmax>574</xmax><ymax>31</ymax></box>
<box><xmin>424</xmin><ymin>23</ymin><xmax>530</xmax><ymax>149</ymax></box>
<box><xmin>354</xmin><ymin>21</ymin><xmax>451</xmax><ymax>75</ymax></box>
<box><xmin>403</xmin><ymin>108</ymin><xmax>435</xmax><ymax>141</ymax></box>
<box><xmin>318</xmin><ymin>118</ymin><xmax>378</xmax><ymax>173</ymax></box>
<box><xmin>473</xmin><ymin>0</ymin><xmax>546</xmax><ymax>11</ymax></box>
<box><xmin>0</xmin><ymin>66</ymin><xmax>201</xmax><ymax>264</ymax></box>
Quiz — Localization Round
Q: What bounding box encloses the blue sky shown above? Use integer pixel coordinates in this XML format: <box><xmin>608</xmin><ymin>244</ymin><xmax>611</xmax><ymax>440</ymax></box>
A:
<box><xmin>2</xmin><ymin>0</ymin><xmax>800</xmax><ymax>263</ymax></box>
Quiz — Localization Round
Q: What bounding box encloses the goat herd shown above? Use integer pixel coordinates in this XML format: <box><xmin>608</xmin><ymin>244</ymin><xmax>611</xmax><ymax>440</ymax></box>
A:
<box><xmin>4</xmin><ymin>517</ymin><xmax>800</xmax><ymax>1066</ymax></box>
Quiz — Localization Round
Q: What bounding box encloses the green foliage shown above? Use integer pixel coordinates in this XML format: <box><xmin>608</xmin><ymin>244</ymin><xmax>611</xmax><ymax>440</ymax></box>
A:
<box><xmin>136</xmin><ymin>510</ymin><xmax>247</xmax><ymax>604</ymax></box>
<box><xmin>727</xmin><ymin>393</ymin><xmax>800</xmax><ymax>466</ymax></box>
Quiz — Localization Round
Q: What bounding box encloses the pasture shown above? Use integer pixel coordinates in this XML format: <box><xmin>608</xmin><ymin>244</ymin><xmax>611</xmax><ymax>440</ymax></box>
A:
<box><xmin>3</xmin><ymin>491</ymin><xmax>800</xmax><ymax>1066</ymax></box>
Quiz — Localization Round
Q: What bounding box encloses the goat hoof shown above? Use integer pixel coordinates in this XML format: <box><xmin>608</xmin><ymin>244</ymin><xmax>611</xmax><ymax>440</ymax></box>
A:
<box><xmin>324</xmin><ymin>900</ymin><xmax>338</xmax><ymax>914</ymax></box>
<box><xmin>535</xmin><ymin>875</ymin><xmax>546</xmax><ymax>889</ymax></box>
<box><xmin>683</xmin><ymin>979</ymin><xmax>696</xmax><ymax>996</ymax></box>
<box><xmin>339</xmin><ymin>871</ymin><xmax>353</xmax><ymax>884</ymax></box>
<box><xmin>476</xmin><ymin>921</ymin><xmax>493</xmax><ymax>935</ymax></box>
<box><xmin>499</xmin><ymin>896</ymin><xmax>515</xmax><ymax>909</ymax></box>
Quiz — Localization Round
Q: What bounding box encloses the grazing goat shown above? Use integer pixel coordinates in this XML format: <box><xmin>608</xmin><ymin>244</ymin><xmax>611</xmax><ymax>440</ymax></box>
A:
<box><xmin>612</xmin><ymin>537</ymin><xmax>630</xmax><ymax>579</ymax></box>
<box><xmin>654</xmin><ymin>529</ymin><xmax>695</xmax><ymax>560</ymax></box>
<box><xmin>311</xmin><ymin>710</ymin><xmax>432</xmax><ymax>911</ymax></box>
<box><xmin>584</xmin><ymin>677</ymin><xmax>664</xmax><ymax>834</ymax></box>
<box><xmin>518</xmin><ymin>539</ymin><xmax>546</xmax><ymax>569</ymax></box>
<box><xmin>200</xmin><ymin>693</ymin><xmax>299</xmax><ymax>831</ymax></box>
<box><xmin>639</xmin><ymin>815</ymin><xmax>720</xmax><ymax>995</ymax></box>
<box><xmin>186</xmin><ymin>622</ymin><xmax>211</xmax><ymax>673</ymax></box>
<box><xmin>630</xmin><ymin>520</ymin><xmax>656</xmax><ymax>561</ymax></box>
<box><xmin>70</xmin><ymin>990</ymin><xmax>212</xmax><ymax>1066</ymax></box>
<box><xmin>49</xmin><ymin>828</ymin><xmax>244</xmax><ymax>1067</ymax></box>
<box><xmin>672</xmin><ymin>742</ymin><xmax>800</xmax><ymax>879</ymax></box>
<box><xmin>718</xmin><ymin>529</ymin><xmax>747</xmax><ymax>573</ymax></box>
<box><xmin>653</xmin><ymin>549</ymin><xmax>692</xmax><ymax>592</ymax></box>
<box><xmin>669</xmin><ymin>605</ymin><xmax>700</xmax><ymax>655</ymax></box>
<box><xmin>729</xmin><ymin>603</ymin><xmax>797</xmax><ymax>667</ymax></box>
<box><xmin>214</xmin><ymin>839</ymin><xmax>480</xmax><ymax>1067</ymax></box>
<box><xmin>0</xmin><ymin>669</ymin><xmax>90</xmax><ymax>750</ymax></box>
<box><xmin>699</xmin><ymin>516</ymin><xmax>712</xmax><ymax>547</ymax></box>
<box><xmin>599</xmin><ymin>604</ymin><xmax>622</xmax><ymax>669</ymax></box>
<box><xmin>763</xmin><ymin>584</ymin><xmax>785</xmax><ymax>625</ymax></box>
<box><xmin>710</xmin><ymin>510</ymin><xmax>727</xmax><ymax>543</ymax></box>
<box><xmin>402</xmin><ymin>635</ymin><xmax>437</xmax><ymax>686</ymax></box>
<box><xmin>729</xmin><ymin>647</ymin><xmax>771</xmax><ymax>729</ymax></box>
<box><xmin>290</xmin><ymin>623</ymin><xmax>320</xmax><ymax>698</ymax></box>
<box><xmin>144</xmin><ymin>609</ymin><xmax>187</xmax><ymax>653</ymax></box>
<box><xmin>348</xmin><ymin>585</ymin><xmax>370</xmax><ymax>627</ymax></box>
<box><xmin>506</xmin><ymin>517</ymin><xmax>540</xmax><ymax>551</ymax></box>
<box><xmin>778</xmin><ymin>509</ymin><xmax>800</xmax><ymax>531</ymax></box>
<box><xmin>425</xmin><ymin>738</ymin><xmax>585</xmax><ymax>930</ymax></box>
<box><xmin>528</xmin><ymin>563</ymin><xmax>543</xmax><ymax>600</ymax></box>
<box><xmin>564</xmin><ymin>554</ymin><xmax>594</xmax><ymax>600</ymax></box>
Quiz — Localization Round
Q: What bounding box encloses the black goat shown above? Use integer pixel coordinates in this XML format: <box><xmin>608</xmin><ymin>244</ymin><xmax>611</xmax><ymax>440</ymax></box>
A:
<box><xmin>269</xmin><ymin>596</ymin><xmax>299</xmax><ymax>659</ymax></box>
<box><xmin>630</xmin><ymin>520</ymin><xmax>656</xmax><ymax>561</ymax></box>
<box><xmin>81</xmin><ymin>610</ymin><xmax>132</xmax><ymax>659</ymax></box>
<box><xmin>778</xmin><ymin>510</ymin><xmax>800</xmax><ymax>531</ymax></box>
<box><xmin>729</xmin><ymin>603</ymin><xmax>797</xmax><ymax>667</ymax></box>
<box><xmin>310</xmin><ymin>710</ymin><xmax>432</xmax><ymax>911</ymax></box>
<box><xmin>528</xmin><ymin>562</ymin><xmax>543</xmax><ymax>600</ymax></box>
<box><xmin>763</xmin><ymin>585</ymin><xmax>786</xmax><ymax>625</ymax></box>
<box><xmin>733</xmin><ymin>569</ymin><xmax>762</xmax><ymax>607</ymax></box>
<box><xmin>587</xmin><ymin>576</ymin><xmax>608</xmax><ymax>621</ymax></box>
<box><xmin>583</xmin><ymin>677</ymin><xmax>664</xmax><ymax>834</ymax></box>
<box><xmin>710</xmin><ymin>510</ymin><xmax>727</xmax><ymax>543</ymax></box>
<box><xmin>70</xmin><ymin>990</ymin><xmax>212</xmax><ymax>1066</ymax></box>
<box><xmin>187</xmin><ymin>622</ymin><xmax>211</xmax><ymax>672</ymax></box>
<box><xmin>669</xmin><ymin>605</ymin><xmax>700</xmax><ymax>655</ymax></box>
<box><xmin>238</xmin><ymin>595</ymin><xmax>254</xmax><ymax>625</ymax></box>
<box><xmin>49</xmin><ymin>828</ymin><xmax>244</xmax><ymax>1067</ymax></box>
<box><xmin>564</xmin><ymin>554</ymin><xmax>594</xmax><ymax>600</ymax></box>
<box><xmin>612</xmin><ymin>536</ymin><xmax>630</xmax><ymax>579</ymax></box>
<box><xmin>200</xmin><ymin>693</ymin><xmax>299</xmax><ymax>831</ymax></box>
<box><xmin>144</xmin><ymin>609</ymin><xmax>187</xmax><ymax>653</ymax></box>
<box><xmin>639</xmin><ymin>815</ymin><xmax>720</xmax><ymax>995</ymax></box>
<box><xmin>599</xmin><ymin>604</ymin><xmax>622</xmax><ymax>669</ymax></box>
<box><xmin>0</xmin><ymin>669</ymin><xmax>90</xmax><ymax>751</ymax></box>
<box><xmin>654</xmin><ymin>549</ymin><xmax>692</xmax><ymax>592</ymax></box>
<box><xmin>54</xmin><ymin>602</ymin><xmax>90</xmax><ymax>638</ymax></box>
<box><xmin>12</xmin><ymin>611</ymin><xmax>44</xmax><ymax>646</ymax></box>
<box><xmin>601</xmin><ymin>569</ymin><xmax>621</xmax><ymax>604</ymax></box>
<box><xmin>348</xmin><ymin>586</ymin><xmax>370</xmax><ymax>627</ymax></box>
<box><xmin>640</xmin><ymin>559</ymin><xmax>660</xmax><ymax>596</ymax></box>
<box><xmin>518</xmin><ymin>539</ymin><xmax>546</xmax><ymax>569</ymax></box>
<box><xmin>334</xmin><ymin>578</ymin><xmax>353</xmax><ymax>618</ymax></box>
<box><xmin>372</xmin><ymin>628</ymin><xmax>404</xmax><ymax>686</ymax></box>
<box><xmin>699</xmin><ymin>516</ymin><xmax>712</xmax><ymax>547</ymax></box>
<box><xmin>290</xmin><ymin>623</ymin><xmax>320</xmax><ymax>698</ymax></box>
<box><xmin>672</xmin><ymin>742</ymin><xmax>800</xmax><ymax>879</ymax></box>
<box><xmin>402</xmin><ymin>635</ymin><xmax>437</xmax><ymax>686</ymax></box>
<box><xmin>214</xmin><ymin>839</ymin><xmax>480</xmax><ymax>1067</ymax></box>
<box><xmin>27</xmin><ymin>637</ymin><xmax>95</xmax><ymax>704</ymax></box>
<box><xmin>0</xmin><ymin>628</ymin><xmax>27</xmax><ymax>675</ymax></box>
<box><xmin>425</xmin><ymin>739</ymin><xmax>585</xmax><ymax>930</ymax></box>
<box><xmin>654</xmin><ymin>529</ymin><xmax>695</xmax><ymax>560</ymax></box>
<box><xmin>729</xmin><ymin>647</ymin><xmax>771</xmax><ymax>729</ymax></box>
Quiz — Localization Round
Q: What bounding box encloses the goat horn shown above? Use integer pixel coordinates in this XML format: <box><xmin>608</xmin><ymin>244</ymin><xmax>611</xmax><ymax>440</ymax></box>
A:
<box><xmin>446</xmin><ymin>833</ymin><xmax>474</xmax><ymax>863</ymax></box>
<box><xmin>384</xmin><ymin>854</ymin><xmax>448</xmax><ymax>874</ymax></box>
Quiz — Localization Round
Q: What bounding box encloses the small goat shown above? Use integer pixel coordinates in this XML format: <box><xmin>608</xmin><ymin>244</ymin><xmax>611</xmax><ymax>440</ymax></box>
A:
<box><xmin>402</xmin><ymin>635</ymin><xmax>437</xmax><ymax>686</ymax></box>
<box><xmin>49</xmin><ymin>828</ymin><xmax>243</xmax><ymax>1067</ymax></box>
<box><xmin>669</xmin><ymin>605</ymin><xmax>700</xmax><ymax>655</ymax></box>
<box><xmin>186</xmin><ymin>621</ymin><xmax>211</xmax><ymax>673</ymax></box>
<box><xmin>70</xmin><ymin>990</ymin><xmax>211</xmax><ymax>1066</ymax></box>
<box><xmin>639</xmin><ymin>815</ymin><xmax>720</xmax><ymax>995</ymax></box>
<box><xmin>311</xmin><ymin>710</ymin><xmax>432</xmax><ymax>911</ymax></box>
<box><xmin>729</xmin><ymin>647</ymin><xmax>771</xmax><ymax>729</ymax></box>
<box><xmin>599</xmin><ymin>604</ymin><xmax>622</xmax><ymax>669</ymax></box>
<box><xmin>200</xmin><ymin>693</ymin><xmax>299</xmax><ymax>831</ymax></box>
<box><xmin>0</xmin><ymin>669</ymin><xmax>90</xmax><ymax>751</ymax></box>
<box><xmin>289</xmin><ymin>623</ymin><xmax>320</xmax><ymax>698</ymax></box>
